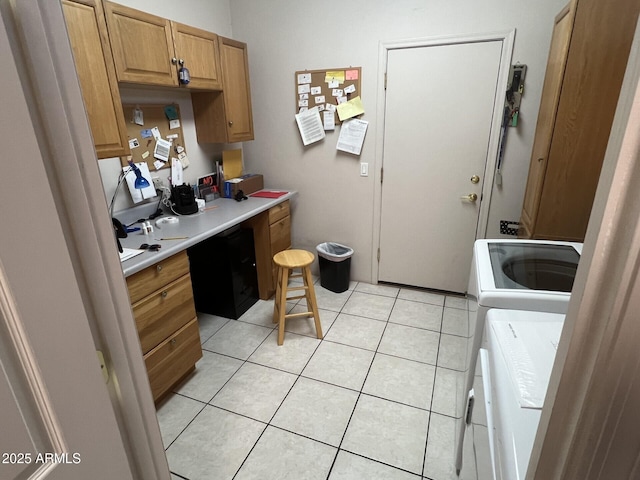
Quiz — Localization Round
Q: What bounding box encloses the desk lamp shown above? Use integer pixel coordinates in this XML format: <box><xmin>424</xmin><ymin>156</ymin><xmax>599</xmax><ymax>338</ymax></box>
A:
<box><xmin>110</xmin><ymin>160</ymin><xmax>152</xmax><ymax>252</ymax></box>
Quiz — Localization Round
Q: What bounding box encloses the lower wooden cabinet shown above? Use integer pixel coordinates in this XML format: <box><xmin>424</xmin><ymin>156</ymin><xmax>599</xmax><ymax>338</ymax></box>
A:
<box><xmin>244</xmin><ymin>200</ymin><xmax>292</xmax><ymax>299</ymax></box>
<box><xmin>144</xmin><ymin>319</ymin><xmax>202</xmax><ymax>402</ymax></box>
<box><xmin>126</xmin><ymin>251</ymin><xmax>202</xmax><ymax>402</ymax></box>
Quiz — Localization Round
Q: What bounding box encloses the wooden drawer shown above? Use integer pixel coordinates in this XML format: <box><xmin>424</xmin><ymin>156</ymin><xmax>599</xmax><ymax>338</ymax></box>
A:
<box><xmin>131</xmin><ymin>273</ymin><xmax>196</xmax><ymax>354</ymax></box>
<box><xmin>270</xmin><ymin>215</ymin><xmax>291</xmax><ymax>256</ymax></box>
<box><xmin>268</xmin><ymin>200</ymin><xmax>290</xmax><ymax>225</ymax></box>
<box><xmin>126</xmin><ymin>250</ymin><xmax>190</xmax><ymax>304</ymax></box>
<box><xmin>144</xmin><ymin>318</ymin><xmax>202</xmax><ymax>402</ymax></box>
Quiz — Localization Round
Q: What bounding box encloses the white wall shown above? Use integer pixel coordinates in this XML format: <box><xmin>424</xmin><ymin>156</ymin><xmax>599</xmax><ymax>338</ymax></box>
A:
<box><xmin>98</xmin><ymin>0</ymin><xmax>235</xmax><ymax>213</ymax></box>
<box><xmin>230</xmin><ymin>0</ymin><xmax>567</xmax><ymax>282</ymax></box>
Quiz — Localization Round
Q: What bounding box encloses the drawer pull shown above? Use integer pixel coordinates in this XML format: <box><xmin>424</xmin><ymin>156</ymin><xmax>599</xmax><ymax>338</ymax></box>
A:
<box><xmin>170</xmin><ymin>338</ymin><xmax>177</xmax><ymax>346</ymax></box>
<box><xmin>161</xmin><ymin>290</ymin><xmax>168</xmax><ymax>299</ymax></box>
<box><xmin>157</xmin><ymin>264</ymin><xmax>163</xmax><ymax>272</ymax></box>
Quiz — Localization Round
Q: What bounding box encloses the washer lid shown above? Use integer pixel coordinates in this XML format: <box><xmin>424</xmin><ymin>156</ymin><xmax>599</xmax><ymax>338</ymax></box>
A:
<box><xmin>487</xmin><ymin>309</ymin><xmax>565</xmax><ymax>408</ymax></box>
<box><xmin>488</xmin><ymin>242</ymin><xmax>580</xmax><ymax>292</ymax></box>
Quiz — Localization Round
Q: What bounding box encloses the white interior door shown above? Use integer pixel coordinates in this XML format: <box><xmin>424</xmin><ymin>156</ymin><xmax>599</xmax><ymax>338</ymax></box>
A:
<box><xmin>0</xmin><ymin>12</ymin><xmax>134</xmax><ymax>479</ymax></box>
<box><xmin>379</xmin><ymin>39</ymin><xmax>504</xmax><ymax>293</ymax></box>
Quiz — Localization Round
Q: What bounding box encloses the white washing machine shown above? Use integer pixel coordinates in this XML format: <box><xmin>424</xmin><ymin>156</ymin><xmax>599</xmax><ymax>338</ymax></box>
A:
<box><xmin>455</xmin><ymin>239</ymin><xmax>581</xmax><ymax>474</ymax></box>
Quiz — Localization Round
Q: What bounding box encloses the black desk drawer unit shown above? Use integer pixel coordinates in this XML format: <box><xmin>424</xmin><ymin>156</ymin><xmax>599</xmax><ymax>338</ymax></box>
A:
<box><xmin>188</xmin><ymin>226</ymin><xmax>259</xmax><ymax>319</ymax></box>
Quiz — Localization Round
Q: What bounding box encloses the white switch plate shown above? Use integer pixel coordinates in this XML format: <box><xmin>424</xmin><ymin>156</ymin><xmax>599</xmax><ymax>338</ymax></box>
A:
<box><xmin>360</xmin><ymin>162</ymin><xmax>369</xmax><ymax>176</ymax></box>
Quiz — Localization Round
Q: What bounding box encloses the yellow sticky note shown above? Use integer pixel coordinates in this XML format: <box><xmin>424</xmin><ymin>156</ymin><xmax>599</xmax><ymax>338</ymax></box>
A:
<box><xmin>325</xmin><ymin>71</ymin><xmax>345</xmax><ymax>84</ymax></box>
<box><xmin>222</xmin><ymin>149</ymin><xmax>243</xmax><ymax>179</ymax></box>
<box><xmin>336</xmin><ymin>96</ymin><xmax>365</xmax><ymax>121</ymax></box>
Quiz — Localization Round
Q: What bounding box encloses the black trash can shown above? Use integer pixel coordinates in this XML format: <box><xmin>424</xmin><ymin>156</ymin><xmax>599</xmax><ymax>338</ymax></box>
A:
<box><xmin>316</xmin><ymin>242</ymin><xmax>354</xmax><ymax>293</ymax></box>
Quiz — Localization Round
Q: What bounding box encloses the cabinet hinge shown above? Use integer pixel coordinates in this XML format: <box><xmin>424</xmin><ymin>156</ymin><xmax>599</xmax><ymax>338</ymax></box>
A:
<box><xmin>380</xmin><ymin>167</ymin><xmax>384</xmax><ymax>184</ymax></box>
<box><xmin>384</xmin><ymin>72</ymin><xmax>387</xmax><ymax>90</ymax></box>
<box><xmin>377</xmin><ymin>248</ymin><xmax>381</xmax><ymax>262</ymax></box>
<box><xmin>96</xmin><ymin>350</ymin><xmax>109</xmax><ymax>384</ymax></box>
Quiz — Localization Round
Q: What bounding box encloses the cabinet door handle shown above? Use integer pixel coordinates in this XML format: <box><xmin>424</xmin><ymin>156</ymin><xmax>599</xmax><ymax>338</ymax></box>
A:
<box><xmin>228</xmin><ymin>121</ymin><xmax>233</xmax><ymax>127</ymax></box>
<box><xmin>171</xmin><ymin>57</ymin><xmax>177</xmax><ymax>65</ymax></box>
<box><xmin>161</xmin><ymin>290</ymin><xmax>168</xmax><ymax>298</ymax></box>
<box><xmin>157</xmin><ymin>264</ymin><xmax>163</xmax><ymax>272</ymax></box>
<box><xmin>537</xmin><ymin>157</ymin><xmax>544</xmax><ymax>162</ymax></box>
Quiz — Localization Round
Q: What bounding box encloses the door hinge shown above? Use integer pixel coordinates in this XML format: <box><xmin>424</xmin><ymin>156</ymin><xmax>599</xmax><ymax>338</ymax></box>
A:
<box><xmin>465</xmin><ymin>390</ymin><xmax>475</xmax><ymax>425</ymax></box>
<box><xmin>96</xmin><ymin>350</ymin><xmax>109</xmax><ymax>384</ymax></box>
<box><xmin>377</xmin><ymin>248</ymin><xmax>381</xmax><ymax>262</ymax></box>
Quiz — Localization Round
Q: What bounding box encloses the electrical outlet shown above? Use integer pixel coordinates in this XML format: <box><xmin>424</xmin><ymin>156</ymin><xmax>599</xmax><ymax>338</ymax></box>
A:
<box><xmin>360</xmin><ymin>162</ymin><xmax>369</xmax><ymax>177</ymax></box>
<box><xmin>152</xmin><ymin>177</ymin><xmax>164</xmax><ymax>190</ymax></box>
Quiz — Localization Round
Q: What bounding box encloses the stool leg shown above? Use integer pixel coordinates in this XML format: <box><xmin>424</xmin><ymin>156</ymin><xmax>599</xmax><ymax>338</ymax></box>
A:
<box><xmin>277</xmin><ymin>267</ymin><xmax>289</xmax><ymax>345</ymax></box>
<box><xmin>273</xmin><ymin>265</ymin><xmax>282</xmax><ymax>324</ymax></box>
<box><xmin>302</xmin><ymin>266</ymin><xmax>322</xmax><ymax>339</ymax></box>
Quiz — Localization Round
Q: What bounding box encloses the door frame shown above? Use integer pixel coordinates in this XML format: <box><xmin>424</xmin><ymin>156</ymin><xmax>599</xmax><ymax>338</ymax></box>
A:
<box><xmin>3</xmin><ymin>1</ymin><xmax>169</xmax><ymax>478</ymax></box>
<box><xmin>371</xmin><ymin>31</ymin><xmax>515</xmax><ymax>284</ymax></box>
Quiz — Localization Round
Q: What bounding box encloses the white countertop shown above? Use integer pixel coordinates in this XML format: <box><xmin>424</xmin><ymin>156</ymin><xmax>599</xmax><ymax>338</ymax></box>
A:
<box><xmin>119</xmin><ymin>191</ymin><xmax>297</xmax><ymax>277</ymax></box>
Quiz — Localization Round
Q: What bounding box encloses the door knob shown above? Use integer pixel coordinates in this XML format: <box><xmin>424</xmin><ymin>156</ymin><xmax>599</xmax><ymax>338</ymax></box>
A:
<box><xmin>461</xmin><ymin>193</ymin><xmax>478</xmax><ymax>202</ymax></box>
<box><xmin>470</xmin><ymin>175</ymin><xmax>480</xmax><ymax>184</ymax></box>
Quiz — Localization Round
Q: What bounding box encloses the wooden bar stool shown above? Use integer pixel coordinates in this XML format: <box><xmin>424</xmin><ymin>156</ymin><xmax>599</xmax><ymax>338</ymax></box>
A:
<box><xmin>272</xmin><ymin>249</ymin><xmax>322</xmax><ymax>345</ymax></box>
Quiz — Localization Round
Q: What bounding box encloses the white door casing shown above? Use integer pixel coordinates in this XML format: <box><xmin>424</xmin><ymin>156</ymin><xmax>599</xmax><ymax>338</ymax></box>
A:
<box><xmin>1</xmin><ymin>1</ymin><xmax>170</xmax><ymax>479</ymax></box>
<box><xmin>0</xmin><ymin>9</ymin><xmax>134</xmax><ymax>478</ymax></box>
<box><xmin>373</xmin><ymin>32</ymin><xmax>515</xmax><ymax>292</ymax></box>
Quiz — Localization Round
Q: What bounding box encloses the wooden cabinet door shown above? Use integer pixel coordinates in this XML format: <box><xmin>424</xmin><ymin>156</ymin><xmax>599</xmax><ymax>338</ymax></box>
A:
<box><xmin>171</xmin><ymin>22</ymin><xmax>222</xmax><ymax>90</ymax></box>
<box><xmin>519</xmin><ymin>2</ymin><xmax>575</xmax><ymax>237</ymax></box>
<box><xmin>534</xmin><ymin>0</ymin><xmax>640</xmax><ymax>240</ymax></box>
<box><xmin>62</xmin><ymin>0</ymin><xmax>129</xmax><ymax>158</ymax></box>
<box><xmin>103</xmin><ymin>1</ymin><xmax>178</xmax><ymax>87</ymax></box>
<box><xmin>220</xmin><ymin>37</ymin><xmax>254</xmax><ymax>142</ymax></box>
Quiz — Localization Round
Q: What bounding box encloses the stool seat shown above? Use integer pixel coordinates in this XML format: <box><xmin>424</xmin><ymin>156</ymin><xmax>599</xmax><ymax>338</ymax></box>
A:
<box><xmin>273</xmin><ymin>249</ymin><xmax>314</xmax><ymax>268</ymax></box>
<box><xmin>272</xmin><ymin>249</ymin><xmax>322</xmax><ymax>345</ymax></box>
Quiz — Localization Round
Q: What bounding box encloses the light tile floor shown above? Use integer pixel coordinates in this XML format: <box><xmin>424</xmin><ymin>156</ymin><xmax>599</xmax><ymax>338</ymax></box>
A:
<box><xmin>157</xmin><ymin>280</ymin><xmax>470</xmax><ymax>480</ymax></box>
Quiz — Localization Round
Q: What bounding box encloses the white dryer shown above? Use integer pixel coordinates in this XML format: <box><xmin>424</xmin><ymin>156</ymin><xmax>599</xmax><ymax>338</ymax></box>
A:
<box><xmin>459</xmin><ymin>309</ymin><xmax>565</xmax><ymax>480</ymax></box>
<box><xmin>455</xmin><ymin>239</ymin><xmax>581</xmax><ymax>474</ymax></box>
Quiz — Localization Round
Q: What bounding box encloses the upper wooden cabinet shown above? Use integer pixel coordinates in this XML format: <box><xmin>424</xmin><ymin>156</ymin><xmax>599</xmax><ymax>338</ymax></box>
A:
<box><xmin>192</xmin><ymin>37</ymin><xmax>255</xmax><ymax>143</ymax></box>
<box><xmin>519</xmin><ymin>0</ymin><xmax>640</xmax><ymax>241</ymax></box>
<box><xmin>62</xmin><ymin>0</ymin><xmax>129</xmax><ymax>158</ymax></box>
<box><xmin>103</xmin><ymin>1</ymin><xmax>222</xmax><ymax>90</ymax></box>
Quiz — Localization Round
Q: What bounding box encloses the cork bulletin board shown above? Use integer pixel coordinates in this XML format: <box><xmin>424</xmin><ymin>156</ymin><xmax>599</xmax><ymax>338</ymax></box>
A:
<box><xmin>294</xmin><ymin>67</ymin><xmax>362</xmax><ymax>125</ymax></box>
<box><xmin>121</xmin><ymin>104</ymin><xmax>188</xmax><ymax>171</ymax></box>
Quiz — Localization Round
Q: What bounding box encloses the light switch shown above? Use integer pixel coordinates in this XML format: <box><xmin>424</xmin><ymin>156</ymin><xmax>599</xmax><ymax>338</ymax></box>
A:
<box><xmin>360</xmin><ymin>162</ymin><xmax>369</xmax><ymax>176</ymax></box>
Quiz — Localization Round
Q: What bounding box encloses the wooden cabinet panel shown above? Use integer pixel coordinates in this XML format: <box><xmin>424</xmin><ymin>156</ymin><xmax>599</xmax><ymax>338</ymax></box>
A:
<box><xmin>62</xmin><ymin>0</ymin><xmax>129</xmax><ymax>158</ymax></box>
<box><xmin>171</xmin><ymin>22</ymin><xmax>222</xmax><ymax>90</ymax></box>
<box><xmin>131</xmin><ymin>274</ymin><xmax>196</xmax><ymax>354</ymax></box>
<box><xmin>126</xmin><ymin>250</ymin><xmax>189</xmax><ymax>303</ymax></box>
<box><xmin>242</xmin><ymin>201</ymin><xmax>292</xmax><ymax>300</ymax></box>
<box><xmin>520</xmin><ymin>0</ymin><xmax>640</xmax><ymax>241</ymax></box>
<box><xmin>126</xmin><ymin>251</ymin><xmax>201</xmax><ymax>403</ymax></box>
<box><xmin>519</xmin><ymin>3</ymin><xmax>575</xmax><ymax>236</ymax></box>
<box><xmin>268</xmin><ymin>200</ymin><xmax>290</xmax><ymax>224</ymax></box>
<box><xmin>144</xmin><ymin>318</ymin><xmax>202</xmax><ymax>402</ymax></box>
<box><xmin>191</xmin><ymin>38</ymin><xmax>254</xmax><ymax>143</ymax></box>
<box><xmin>219</xmin><ymin>37</ymin><xmax>254</xmax><ymax>142</ymax></box>
<box><xmin>104</xmin><ymin>1</ymin><xmax>177</xmax><ymax>87</ymax></box>
<box><xmin>270</xmin><ymin>215</ymin><xmax>291</xmax><ymax>256</ymax></box>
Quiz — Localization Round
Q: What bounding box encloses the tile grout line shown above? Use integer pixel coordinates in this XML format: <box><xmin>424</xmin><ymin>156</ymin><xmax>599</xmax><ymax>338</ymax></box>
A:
<box><xmin>166</xmin><ymin>284</ymin><xmax>460</xmax><ymax>479</ymax></box>
<box><xmin>230</xmin><ymin>284</ymin><xmax>357</xmax><ymax>480</ymax></box>
<box><xmin>324</xmin><ymin>289</ymin><xmax>401</xmax><ymax>479</ymax></box>
<box><xmin>421</xmin><ymin>302</ymin><xmax>446</xmax><ymax>479</ymax></box>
